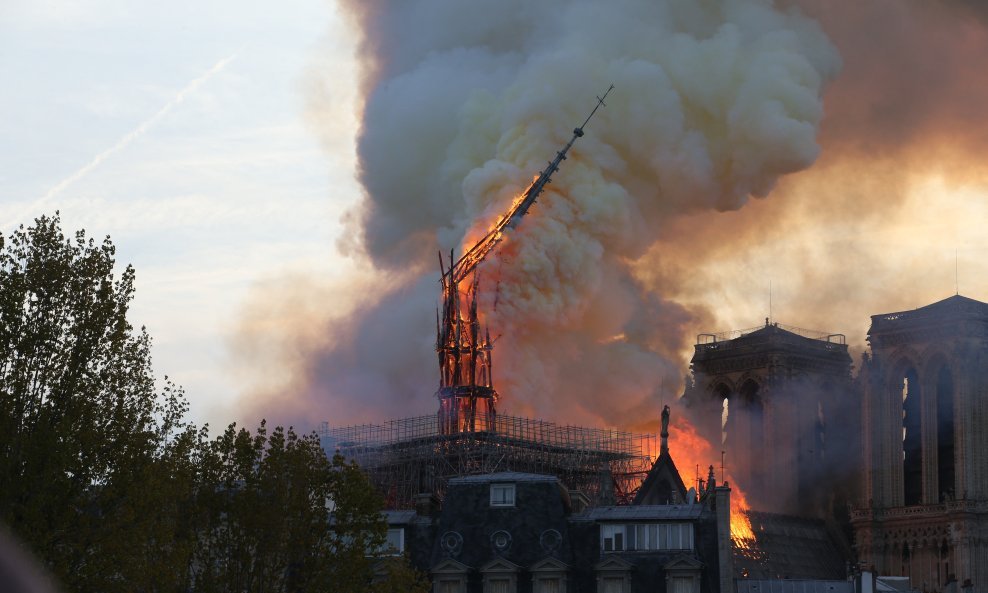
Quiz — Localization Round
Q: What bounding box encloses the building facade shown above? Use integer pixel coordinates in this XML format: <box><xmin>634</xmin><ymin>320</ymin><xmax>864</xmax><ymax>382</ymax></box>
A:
<box><xmin>853</xmin><ymin>295</ymin><xmax>988</xmax><ymax>592</ymax></box>
<box><xmin>352</xmin><ymin>294</ymin><xmax>988</xmax><ymax>592</ymax></box>
<box><xmin>382</xmin><ymin>461</ymin><xmax>733</xmax><ymax>593</ymax></box>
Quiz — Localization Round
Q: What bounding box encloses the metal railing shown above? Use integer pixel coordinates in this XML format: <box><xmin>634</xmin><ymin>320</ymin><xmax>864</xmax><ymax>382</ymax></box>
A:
<box><xmin>319</xmin><ymin>413</ymin><xmax>655</xmax><ymax>457</ymax></box>
<box><xmin>696</xmin><ymin>322</ymin><xmax>846</xmax><ymax>350</ymax></box>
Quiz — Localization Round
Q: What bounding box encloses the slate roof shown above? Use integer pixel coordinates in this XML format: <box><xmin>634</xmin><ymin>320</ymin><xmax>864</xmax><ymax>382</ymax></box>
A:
<box><xmin>574</xmin><ymin>504</ymin><xmax>704</xmax><ymax>522</ymax></box>
<box><xmin>633</xmin><ymin>448</ymin><xmax>688</xmax><ymax>505</ymax></box>
<box><xmin>875</xmin><ymin>577</ymin><xmax>915</xmax><ymax>592</ymax></box>
<box><xmin>735</xmin><ymin>512</ymin><xmax>850</xmax><ymax>580</ymax></box>
<box><xmin>383</xmin><ymin>510</ymin><xmax>417</xmax><ymax>524</ymax></box>
<box><xmin>736</xmin><ymin>580</ymin><xmax>854</xmax><ymax>593</ymax></box>
<box><xmin>448</xmin><ymin>472</ymin><xmax>560</xmax><ymax>484</ymax></box>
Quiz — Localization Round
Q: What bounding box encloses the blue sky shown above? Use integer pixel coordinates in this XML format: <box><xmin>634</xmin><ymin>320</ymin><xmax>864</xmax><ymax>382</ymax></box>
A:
<box><xmin>1</xmin><ymin>0</ymin><xmax>361</xmax><ymax>427</ymax></box>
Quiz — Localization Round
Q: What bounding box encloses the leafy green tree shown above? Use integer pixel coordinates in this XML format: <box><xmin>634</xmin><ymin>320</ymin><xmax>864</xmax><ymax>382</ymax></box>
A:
<box><xmin>326</xmin><ymin>452</ymin><xmax>389</xmax><ymax>592</ymax></box>
<box><xmin>370</xmin><ymin>555</ymin><xmax>431</xmax><ymax>593</ymax></box>
<box><xmin>192</xmin><ymin>422</ymin><xmax>343</xmax><ymax>592</ymax></box>
<box><xmin>0</xmin><ymin>214</ymin><xmax>199</xmax><ymax>591</ymax></box>
<box><xmin>191</xmin><ymin>423</ymin><xmax>410</xmax><ymax>593</ymax></box>
<box><xmin>0</xmin><ymin>215</ymin><xmax>427</xmax><ymax>593</ymax></box>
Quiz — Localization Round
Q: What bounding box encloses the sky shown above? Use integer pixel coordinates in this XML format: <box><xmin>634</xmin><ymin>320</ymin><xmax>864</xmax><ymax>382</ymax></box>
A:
<box><xmin>4</xmin><ymin>0</ymin><xmax>988</xmax><ymax>435</ymax></box>
<box><xmin>0</xmin><ymin>0</ymin><xmax>362</xmax><ymax>428</ymax></box>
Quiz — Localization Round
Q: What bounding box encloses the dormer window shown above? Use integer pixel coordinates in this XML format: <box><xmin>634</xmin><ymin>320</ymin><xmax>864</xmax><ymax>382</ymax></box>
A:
<box><xmin>601</xmin><ymin>523</ymin><xmax>694</xmax><ymax>551</ymax></box>
<box><xmin>385</xmin><ymin>528</ymin><xmax>404</xmax><ymax>554</ymax></box>
<box><xmin>490</xmin><ymin>483</ymin><xmax>516</xmax><ymax>507</ymax></box>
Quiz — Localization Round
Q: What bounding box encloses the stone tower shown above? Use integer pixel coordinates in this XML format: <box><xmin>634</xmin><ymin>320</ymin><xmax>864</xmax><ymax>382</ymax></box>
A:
<box><xmin>682</xmin><ymin>320</ymin><xmax>853</xmax><ymax>515</ymax></box>
<box><xmin>853</xmin><ymin>295</ymin><xmax>988</xmax><ymax>590</ymax></box>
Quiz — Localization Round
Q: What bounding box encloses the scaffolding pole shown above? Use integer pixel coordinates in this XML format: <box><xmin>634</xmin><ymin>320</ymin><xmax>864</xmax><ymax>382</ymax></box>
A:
<box><xmin>319</xmin><ymin>413</ymin><xmax>656</xmax><ymax>508</ymax></box>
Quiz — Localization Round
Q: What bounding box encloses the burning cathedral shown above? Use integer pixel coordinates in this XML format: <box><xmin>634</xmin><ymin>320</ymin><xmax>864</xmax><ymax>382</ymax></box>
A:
<box><xmin>681</xmin><ymin>294</ymin><xmax>988</xmax><ymax>592</ymax></box>
<box><xmin>323</xmin><ymin>91</ymin><xmax>738</xmax><ymax>593</ymax></box>
<box><xmin>322</xmin><ymin>90</ymin><xmax>988</xmax><ymax>592</ymax></box>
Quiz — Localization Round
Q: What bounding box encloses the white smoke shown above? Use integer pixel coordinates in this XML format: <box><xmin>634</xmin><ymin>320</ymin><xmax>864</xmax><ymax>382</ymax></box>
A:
<box><xmin>299</xmin><ymin>0</ymin><xmax>840</xmax><ymax>428</ymax></box>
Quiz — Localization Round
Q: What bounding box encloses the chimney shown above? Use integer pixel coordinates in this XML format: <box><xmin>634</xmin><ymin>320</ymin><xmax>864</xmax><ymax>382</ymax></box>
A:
<box><xmin>858</xmin><ymin>570</ymin><xmax>874</xmax><ymax>593</ymax></box>
<box><xmin>415</xmin><ymin>492</ymin><xmax>440</xmax><ymax>518</ymax></box>
<box><xmin>715</xmin><ymin>484</ymin><xmax>734</xmax><ymax>593</ymax></box>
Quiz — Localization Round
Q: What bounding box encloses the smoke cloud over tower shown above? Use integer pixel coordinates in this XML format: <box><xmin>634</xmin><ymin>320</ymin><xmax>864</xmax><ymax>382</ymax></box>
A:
<box><xmin>238</xmin><ymin>0</ymin><xmax>841</xmax><ymax>429</ymax></box>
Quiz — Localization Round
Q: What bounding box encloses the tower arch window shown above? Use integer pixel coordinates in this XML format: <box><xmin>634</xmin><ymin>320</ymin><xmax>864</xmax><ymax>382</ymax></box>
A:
<box><xmin>936</xmin><ymin>366</ymin><xmax>955</xmax><ymax>502</ymax></box>
<box><xmin>901</xmin><ymin>368</ymin><xmax>922</xmax><ymax>506</ymax></box>
<box><xmin>716</xmin><ymin>384</ymin><xmax>731</xmax><ymax>446</ymax></box>
<box><xmin>739</xmin><ymin>380</ymin><xmax>764</xmax><ymax>485</ymax></box>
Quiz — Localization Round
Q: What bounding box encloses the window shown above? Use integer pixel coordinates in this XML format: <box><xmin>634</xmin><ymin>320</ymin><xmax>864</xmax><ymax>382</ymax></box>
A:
<box><xmin>600</xmin><ymin>523</ymin><xmax>694</xmax><ymax>551</ymax></box>
<box><xmin>595</xmin><ymin>557</ymin><xmax>631</xmax><ymax>593</ymax></box>
<box><xmin>490</xmin><ymin>483</ymin><xmax>516</xmax><ymax>507</ymax></box>
<box><xmin>482</xmin><ymin>559</ymin><xmax>519</xmax><ymax>593</ymax></box>
<box><xmin>600</xmin><ymin>525</ymin><xmax>624</xmax><ymax>552</ymax></box>
<box><xmin>438</xmin><ymin>580</ymin><xmax>464</xmax><ymax>593</ymax></box>
<box><xmin>385</xmin><ymin>528</ymin><xmax>404</xmax><ymax>554</ymax></box>
<box><xmin>433</xmin><ymin>559</ymin><xmax>469</xmax><ymax>593</ymax></box>
<box><xmin>369</xmin><ymin>528</ymin><xmax>403</xmax><ymax>555</ymax></box>
<box><xmin>901</xmin><ymin>369</ymin><xmax>922</xmax><ymax>506</ymax></box>
<box><xmin>936</xmin><ymin>366</ymin><xmax>955</xmax><ymax>502</ymax></box>
<box><xmin>671</xmin><ymin>576</ymin><xmax>694</xmax><ymax>593</ymax></box>
<box><xmin>531</xmin><ymin>557</ymin><xmax>568</xmax><ymax>593</ymax></box>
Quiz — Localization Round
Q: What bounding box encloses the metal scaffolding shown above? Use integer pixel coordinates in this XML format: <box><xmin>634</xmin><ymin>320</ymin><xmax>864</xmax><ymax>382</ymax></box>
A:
<box><xmin>319</xmin><ymin>413</ymin><xmax>656</xmax><ymax>507</ymax></box>
<box><xmin>433</xmin><ymin>86</ymin><xmax>613</xmax><ymax>436</ymax></box>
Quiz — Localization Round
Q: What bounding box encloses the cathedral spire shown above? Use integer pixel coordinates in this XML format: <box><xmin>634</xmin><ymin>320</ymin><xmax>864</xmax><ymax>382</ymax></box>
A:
<box><xmin>660</xmin><ymin>404</ymin><xmax>670</xmax><ymax>456</ymax></box>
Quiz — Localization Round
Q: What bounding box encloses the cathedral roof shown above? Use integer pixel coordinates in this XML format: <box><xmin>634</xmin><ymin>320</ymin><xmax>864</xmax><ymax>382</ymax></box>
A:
<box><xmin>735</xmin><ymin>323</ymin><xmax>819</xmax><ymax>343</ymax></box>
<box><xmin>578</xmin><ymin>503</ymin><xmax>703</xmax><ymax>521</ymax></box>
<box><xmin>692</xmin><ymin>321</ymin><xmax>849</xmax><ymax>366</ymax></box>
<box><xmin>869</xmin><ymin>294</ymin><xmax>988</xmax><ymax>336</ymax></box>
<box><xmin>884</xmin><ymin>294</ymin><xmax>988</xmax><ymax>317</ymax></box>
<box><xmin>735</xmin><ymin>511</ymin><xmax>850</xmax><ymax>580</ymax></box>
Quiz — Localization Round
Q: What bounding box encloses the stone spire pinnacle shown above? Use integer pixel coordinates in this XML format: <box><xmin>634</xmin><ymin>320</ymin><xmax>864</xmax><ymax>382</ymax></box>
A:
<box><xmin>660</xmin><ymin>405</ymin><xmax>670</xmax><ymax>455</ymax></box>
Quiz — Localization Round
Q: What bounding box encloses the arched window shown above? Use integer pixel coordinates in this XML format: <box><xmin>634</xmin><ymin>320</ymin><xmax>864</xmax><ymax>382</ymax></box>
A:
<box><xmin>715</xmin><ymin>384</ymin><xmax>731</xmax><ymax>446</ymax></box>
<box><xmin>901</xmin><ymin>367</ymin><xmax>922</xmax><ymax>506</ymax></box>
<box><xmin>739</xmin><ymin>380</ymin><xmax>764</xmax><ymax>484</ymax></box>
<box><xmin>936</xmin><ymin>366</ymin><xmax>955</xmax><ymax>502</ymax></box>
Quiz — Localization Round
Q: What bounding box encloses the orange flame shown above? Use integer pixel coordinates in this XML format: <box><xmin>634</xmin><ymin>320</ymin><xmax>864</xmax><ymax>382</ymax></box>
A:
<box><xmin>459</xmin><ymin>180</ymin><xmax>535</xmax><ymax>252</ymax></box>
<box><xmin>636</xmin><ymin>411</ymin><xmax>755</xmax><ymax>547</ymax></box>
<box><xmin>730</xmin><ymin>483</ymin><xmax>756</xmax><ymax>546</ymax></box>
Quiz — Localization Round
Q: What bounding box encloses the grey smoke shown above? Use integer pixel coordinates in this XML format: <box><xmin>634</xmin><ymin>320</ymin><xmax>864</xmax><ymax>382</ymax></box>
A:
<box><xmin>291</xmin><ymin>0</ymin><xmax>840</xmax><ymax>429</ymax></box>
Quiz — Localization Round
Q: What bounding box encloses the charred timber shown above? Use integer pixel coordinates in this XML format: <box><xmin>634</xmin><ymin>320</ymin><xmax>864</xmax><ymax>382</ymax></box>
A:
<box><xmin>436</xmin><ymin>86</ymin><xmax>613</xmax><ymax>436</ymax></box>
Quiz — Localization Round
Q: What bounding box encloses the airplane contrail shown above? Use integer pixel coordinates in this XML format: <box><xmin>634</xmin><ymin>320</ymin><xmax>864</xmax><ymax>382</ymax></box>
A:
<box><xmin>33</xmin><ymin>51</ymin><xmax>239</xmax><ymax>210</ymax></box>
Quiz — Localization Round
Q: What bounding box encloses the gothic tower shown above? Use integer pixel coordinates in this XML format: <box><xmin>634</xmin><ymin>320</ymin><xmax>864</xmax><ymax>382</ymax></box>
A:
<box><xmin>853</xmin><ymin>295</ymin><xmax>988</xmax><ymax>591</ymax></box>
<box><xmin>682</xmin><ymin>320</ymin><xmax>853</xmax><ymax>515</ymax></box>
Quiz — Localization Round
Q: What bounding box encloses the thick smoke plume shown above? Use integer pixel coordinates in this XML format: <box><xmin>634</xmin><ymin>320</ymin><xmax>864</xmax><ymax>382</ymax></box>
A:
<box><xmin>229</xmin><ymin>0</ymin><xmax>988</xmax><ymax>515</ymax></box>
<box><xmin>237</xmin><ymin>0</ymin><xmax>840</xmax><ymax>431</ymax></box>
<box><xmin>638</xmin><ymin>0</ymin><xmax>988</xmax><ymax>360</ymax></box>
